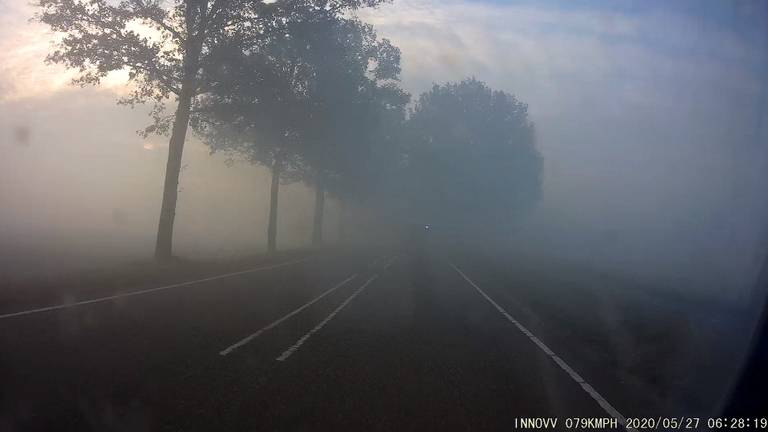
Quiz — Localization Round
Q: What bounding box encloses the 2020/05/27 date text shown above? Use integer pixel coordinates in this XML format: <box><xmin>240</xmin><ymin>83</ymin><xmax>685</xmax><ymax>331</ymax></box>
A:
<box><xmin>513</xmin><ymin>417</ymin><xmax>768</xmax><ymax>430</ymax></box>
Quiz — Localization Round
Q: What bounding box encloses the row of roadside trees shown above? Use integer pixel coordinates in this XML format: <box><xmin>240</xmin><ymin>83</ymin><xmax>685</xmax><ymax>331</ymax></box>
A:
<box><xmin>37</xmin><ymin>0</ymin><xmax>541</xmax><ymax>260</ymax></box>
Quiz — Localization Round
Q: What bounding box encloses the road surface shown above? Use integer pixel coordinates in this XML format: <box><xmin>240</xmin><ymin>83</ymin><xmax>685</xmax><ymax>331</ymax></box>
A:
<box><xmin>0</xmin><ymin>248</ymin><xmax>695</xmax><ymax>431</ymax></box>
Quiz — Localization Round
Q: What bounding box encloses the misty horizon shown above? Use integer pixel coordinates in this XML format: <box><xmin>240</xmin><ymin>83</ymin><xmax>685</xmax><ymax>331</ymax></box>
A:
<box><xmin>2</xmin><ymin>0</ymin><xmax>767</xmax><ymax>301</ymax></box>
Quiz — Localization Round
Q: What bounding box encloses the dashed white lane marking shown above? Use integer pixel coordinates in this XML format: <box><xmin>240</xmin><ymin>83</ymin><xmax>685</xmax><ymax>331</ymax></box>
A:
<box><xmin>450</xmin><ymin>263</ymin><xmax>637</xmax><ymax>432</ymax></box>
<box><xmin>0</xmin><ymin>257</ymin><xmax>312</xmax><ymax>320</ymax></box>
<box><xmin>276</xmin><ymin>274</ymin><xmax>379</xmax><ymax>361</ymax></box>
<box><xmin>219</xmin><ymin>274</ymin><xmax>358</xmax><ymax>356</ymax></box>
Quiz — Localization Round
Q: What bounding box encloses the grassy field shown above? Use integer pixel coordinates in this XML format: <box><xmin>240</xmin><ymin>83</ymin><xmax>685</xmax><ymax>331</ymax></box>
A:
<box><xmin>454</xmin><ymin>248</ymin><xmax>763</xmax><ymax>417</ymax></box>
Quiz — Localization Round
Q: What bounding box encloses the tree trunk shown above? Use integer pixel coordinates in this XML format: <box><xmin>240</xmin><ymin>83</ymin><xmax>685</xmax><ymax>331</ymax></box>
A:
<box><xmin>154</xmin><ymin>82</ymin><xmax>195</xmax><ymax>261</ymax></box>
<box><xmin>312</xmin><ymin>171</ymin><xmax>326</xmax><ymax>247</ymax></box>
<box><xmin>267</xmin><ymin>154</ymin><xmax>282</xmax><ymax>254</ymax></box>
<box><xmin>154</xmin><ymin>32</ymin><xmax>204</xmax><ymax>261</ymax></box>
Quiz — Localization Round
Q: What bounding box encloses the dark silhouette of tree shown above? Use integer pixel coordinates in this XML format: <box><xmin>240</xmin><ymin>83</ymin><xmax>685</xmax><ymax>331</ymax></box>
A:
<box><xmin>191</xmin><ymin>29</ymin><xmax>313</xmax><ymax>254</ymax></box>
<box><xmin>36</xmin><ymin>0</ymin><xmax>389</xmax><ymax>260</ymax></box>
<box><xmin>402</xmin><ymin>78</ymin><xmax>542</xmax><ymax>241</ymax></box>
<box><xmin>288</xmin><ymin>16</ymin><xmax>404</xmax><ymax>246</ymax></box>
<box><xmin>326</xmin><ymin>83</ymin><xmax>409</xmax><ymax>243</ymax></box>
<box><xmin>191</xmin><ymin>8</ymin><xmax>402</xmax><ymax>252</ymax></box>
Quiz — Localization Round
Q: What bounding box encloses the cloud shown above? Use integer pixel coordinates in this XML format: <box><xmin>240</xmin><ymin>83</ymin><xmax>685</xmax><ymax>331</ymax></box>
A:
<box><xmin>0</xmin><ymin>2</ymin><xmax>71</xmax><ymax>100</ymax></box>
<box><xmin>0</xmin><ymin>1</ymin><xmax>136</xmax><ymax>101</ymax></box>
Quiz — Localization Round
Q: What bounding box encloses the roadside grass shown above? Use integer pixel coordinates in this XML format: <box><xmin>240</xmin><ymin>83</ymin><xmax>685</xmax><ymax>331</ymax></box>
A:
<box><xmin>457</xmin><ymin>250</ymin><xmax>756</xmax><ymax>417</ymax></box>
<box><xmin>0</xmin><ymin>248</ymin><xmax>316</xmax><ymax>316</ymax></box>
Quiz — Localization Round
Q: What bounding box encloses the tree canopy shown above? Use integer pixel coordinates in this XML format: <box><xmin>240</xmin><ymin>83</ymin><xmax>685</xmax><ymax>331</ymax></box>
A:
<box><xmin>37</xmin><ymin>0</ymin><xmax>541</xmax><ymax>255</ymax></box>
<box><xmin>399</xmin><ymin>78</ymin><xmax>542</xmax><ymax>238</ymax></box>
<box><xmin>36</xmin><ymin>0</ymin><xmax>391</xmax><ymax>258</ymax></box>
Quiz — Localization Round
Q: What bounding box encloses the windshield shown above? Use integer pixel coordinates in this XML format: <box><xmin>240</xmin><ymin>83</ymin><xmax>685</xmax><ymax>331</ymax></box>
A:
<box><xmin>1</xmin><ymin>0</ymin><xmax>767</xmax><ymax>430</ymax></box>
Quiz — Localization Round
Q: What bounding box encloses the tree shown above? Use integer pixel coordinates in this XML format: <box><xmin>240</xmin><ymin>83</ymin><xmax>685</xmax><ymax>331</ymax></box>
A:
<box><xmin>191</xmin><ymin>32</ymin><xmax>312</xmax><ymax>254</ymax></box>
<box><xmin>402</xmin><ymin>78</ymin><xmax>542</xmax><ymax>241</ymax></box>
<box><xmin>325</xmin><ymin>83</ymin><xmax>409</xmax><ymax>243</ymax></box>
<box><xmin>287</xmin><ymin>15</ymin><xmax>404</xmax><ymax>245</ymax></box>
<box><xmin>36</xmin><ymin>0</ymin><xmax>277</xmax><ymax>260</ymax></box>
<box><xmin>36</xmin><ymin>0</ymin><xmax>389</xmax><ymax>260</ymax></box>
<box><xmin>191</xmin><ymin>7</ymin><xmax>401</xmax><ymax>252</ymax></box>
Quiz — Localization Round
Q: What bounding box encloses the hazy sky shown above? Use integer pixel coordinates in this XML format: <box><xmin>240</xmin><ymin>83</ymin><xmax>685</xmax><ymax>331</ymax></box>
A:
<box><xmin>1</xmin><ymin>0</ymin><xmax>767</xmax><ymax>296</ymax></box>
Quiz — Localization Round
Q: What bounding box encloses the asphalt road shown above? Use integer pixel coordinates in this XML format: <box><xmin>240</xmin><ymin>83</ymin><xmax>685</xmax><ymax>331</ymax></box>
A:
<box><xmin>0</xmin><ymin>248</ymin><xmax>667</xmax><ymax>431</ymax></box>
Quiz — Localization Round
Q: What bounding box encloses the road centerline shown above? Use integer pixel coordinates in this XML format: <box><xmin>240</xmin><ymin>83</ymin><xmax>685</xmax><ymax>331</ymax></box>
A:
<box><xmin>0</xmin><ymin>257</ymin><xmax>313</xmax><ymax>320</ymax></box>
<box><xmin>275</xmin><ymin>273</ymin><xmax>379</xmax><ymax>362</ymax></box>
<box><xmin>449</xmin><ymin>262</ymin><xmax>637</xmax><ymax>432</ymax></box>
<box><xmin>219</xmin><ymin>273</ymin><xmax>359</xmax><ymax>356</ymax></box>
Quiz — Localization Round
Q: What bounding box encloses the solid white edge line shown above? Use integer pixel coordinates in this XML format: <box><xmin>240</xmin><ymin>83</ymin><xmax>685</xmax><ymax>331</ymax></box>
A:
<box><xmin>449</xmin><ymin>262</ymin><xmax>637</xmax><ymax>432</ymax></box>
<box><xmin>275</xmin><ymin>274</ymin><xmax>379</xmax><ymax>362</ymax></box>
<box><xmin>219</xmin><ymin>274</ymin><xmax>358</xmax><ymax>356</ymax></box>
<box><xmin>0</xmin><ymin>257</ymin><xmax>312</xmax><ymax>320</ymax></box>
